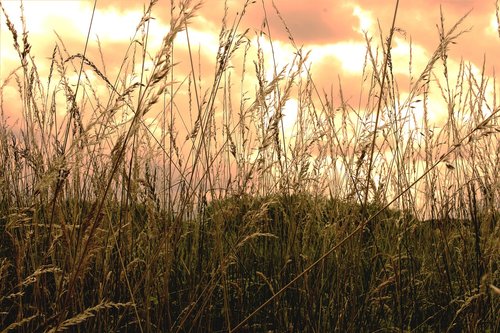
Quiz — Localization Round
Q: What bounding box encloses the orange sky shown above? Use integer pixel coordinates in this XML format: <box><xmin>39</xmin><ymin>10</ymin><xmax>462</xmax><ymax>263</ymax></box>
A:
<box><xmin>0</xmin><ymin>0</ymin><xmax>498</xmax><ymax>210</ymax></box>
<box><xmin>1</xmin><ymin>0</ymin><xmax>499</xmax><ymax>126</ymax></box>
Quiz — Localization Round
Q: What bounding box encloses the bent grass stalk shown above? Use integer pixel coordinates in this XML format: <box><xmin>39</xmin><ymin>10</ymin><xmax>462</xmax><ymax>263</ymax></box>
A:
<box><xmin>232</xmin><ymin>102</ymin><xmax>500</xmax><ymax>332</ymax></box>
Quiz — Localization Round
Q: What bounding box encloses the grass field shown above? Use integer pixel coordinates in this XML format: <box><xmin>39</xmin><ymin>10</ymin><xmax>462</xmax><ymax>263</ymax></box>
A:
<box><xmin>0</xmin><ymin>0</ymin><xmax>499</xmax><ymax>331</ymax></box>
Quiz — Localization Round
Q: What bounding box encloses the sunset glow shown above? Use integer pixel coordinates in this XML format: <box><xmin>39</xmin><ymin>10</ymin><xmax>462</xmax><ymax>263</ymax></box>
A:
<box><xmin>1</xmin><ymin>1</ymin><xmax>498</xmax><ymax>124</ymax></box>
<box><xmin>1</xmin><ymin>2</ymin><xmax>499</xmax><ymax>331</ymax></box>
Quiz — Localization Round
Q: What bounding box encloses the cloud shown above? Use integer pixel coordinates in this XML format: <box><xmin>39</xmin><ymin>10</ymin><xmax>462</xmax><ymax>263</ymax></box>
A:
<box><xmin>354</xmin><ymin>0</ymin><xmax>499</xmax><ymax>73</ymax></box>
<box><xmin>1</xmin><ymin>0</ymin><xmax>497</xmax><ymax>142</ymax></box>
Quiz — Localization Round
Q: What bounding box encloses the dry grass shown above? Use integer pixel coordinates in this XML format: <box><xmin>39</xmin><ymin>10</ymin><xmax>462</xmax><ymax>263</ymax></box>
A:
<box><xmin>0</xmin><ymin>0</ymin><xmax>499</xmax><ymax>332</ymax></box>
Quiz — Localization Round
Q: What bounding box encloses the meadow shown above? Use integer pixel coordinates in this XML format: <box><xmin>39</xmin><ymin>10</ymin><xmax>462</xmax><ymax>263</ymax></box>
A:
<box><xmin>0</xmin><ymin>0</ymin><xmax>499</xmax><ymax>332</ymax></box>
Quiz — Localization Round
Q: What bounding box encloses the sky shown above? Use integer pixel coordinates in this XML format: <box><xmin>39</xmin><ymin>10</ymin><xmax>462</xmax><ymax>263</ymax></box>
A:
<box><xmin>0</xmin><ymin>0</ymin><xmax>498</xmax><ymax>210</ymax></box>
<box><xmin>0</xmin><ymin>0</ymin><xmax>499</xmax><ymax>132</ymax></box>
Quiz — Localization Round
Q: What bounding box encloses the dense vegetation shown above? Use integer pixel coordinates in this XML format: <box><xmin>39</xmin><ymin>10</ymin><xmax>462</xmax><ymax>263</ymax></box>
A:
<box><xmin>0</xmin><ymin>0</ymin><xmax>498</xmax><ymax>331</ymax></box>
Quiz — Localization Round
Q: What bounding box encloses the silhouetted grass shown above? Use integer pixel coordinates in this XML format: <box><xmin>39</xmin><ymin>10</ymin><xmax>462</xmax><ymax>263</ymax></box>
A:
<box><xmin>0</xmin><ymin>0</ymin><xmax>498</xmax><ymax>332</ymax></box>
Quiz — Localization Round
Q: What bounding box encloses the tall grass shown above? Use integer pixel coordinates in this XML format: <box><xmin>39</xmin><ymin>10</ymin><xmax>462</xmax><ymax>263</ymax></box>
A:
<box><xmin>0</xmin><ymin>0</ymin><xmax>498</xmax><ymax>332</ymax></box>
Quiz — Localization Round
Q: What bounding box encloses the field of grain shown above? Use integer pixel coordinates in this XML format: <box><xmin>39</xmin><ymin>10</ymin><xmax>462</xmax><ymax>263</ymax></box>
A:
<box><xmin>0</xmin><ymin>0</ymin><xmax>499</xmax><ymax>332</ymax></box>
